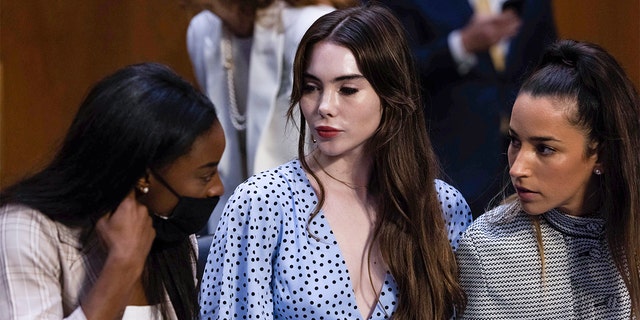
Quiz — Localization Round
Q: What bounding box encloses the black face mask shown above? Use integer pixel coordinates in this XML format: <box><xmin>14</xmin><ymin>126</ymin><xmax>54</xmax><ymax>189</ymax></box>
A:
<box><xmin>149</xmin><ymin>171</ymin><xmax>219</xmax><ymax>242</ymax></box>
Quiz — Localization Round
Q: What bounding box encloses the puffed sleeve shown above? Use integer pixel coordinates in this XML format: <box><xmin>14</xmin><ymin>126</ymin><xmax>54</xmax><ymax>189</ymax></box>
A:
<box><xmin>434</xmin><ymin>179</ymin><xmax>473</xmax><ymax>251</ymax></box>
<box><xmin>199</xmin><ymin>173</ymin><xmax>284</xmax><ymax>319</ymax></box>
<box><xmin>0</xmin><ymin>206</ymin><xmax>87</xmax><ymax>320</ymax></box>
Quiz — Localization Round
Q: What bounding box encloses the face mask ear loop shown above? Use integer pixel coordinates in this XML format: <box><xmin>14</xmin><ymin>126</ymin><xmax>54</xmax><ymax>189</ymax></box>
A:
<box><xmin>149</xmin><ymin>169</ymin><xmax>182</xmax><ymax>198</ymax></box>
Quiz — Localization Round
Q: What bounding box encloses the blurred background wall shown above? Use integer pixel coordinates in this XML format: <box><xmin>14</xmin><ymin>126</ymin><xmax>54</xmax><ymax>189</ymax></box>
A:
<box><xmin>1</xmin><ymin>0</ymin><xmax>639</xmax><ymax>187</ymax></box>
<box><xmin>553</xmin><ymin>1</ymin><xmax>639</xmax><ymax>86</ymax></box>
<box><xmin>1</xmin><ymin>1</ymin><xmax>196</xmax><ymax>187</ymax></box>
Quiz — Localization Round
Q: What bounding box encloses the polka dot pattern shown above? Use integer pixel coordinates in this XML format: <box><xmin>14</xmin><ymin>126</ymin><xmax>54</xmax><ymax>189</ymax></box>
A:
<box><xmin>199</xmin><ymin>160</ymin><xmax>472</xmax><ymax>319</ymax></box>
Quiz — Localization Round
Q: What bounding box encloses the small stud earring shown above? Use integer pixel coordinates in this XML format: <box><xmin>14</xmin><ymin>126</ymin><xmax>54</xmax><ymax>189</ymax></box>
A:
<box><xmin>138</xmin><ymin>185</ymin><xmax>149</xmax><ymax>194</ymax></box>
<box><xmin>594</xmin><ymin>169</ymin><xmax>602</xmax><ymax>175</ymax></box>
<box><xmin>312</xmin><ymin>137</ymin><xmax>317</xmax><ymax>143</ymax></box>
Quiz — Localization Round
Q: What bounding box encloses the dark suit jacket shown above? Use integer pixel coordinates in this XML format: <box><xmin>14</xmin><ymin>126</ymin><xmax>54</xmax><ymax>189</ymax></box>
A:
<box><xmin>378</xmin><ymin>0</ymin><xmax>557</xmax><ymax>215</ymax></box>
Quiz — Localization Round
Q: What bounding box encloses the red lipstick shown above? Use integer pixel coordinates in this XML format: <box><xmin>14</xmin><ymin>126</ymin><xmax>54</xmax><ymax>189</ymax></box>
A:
<box><xmin>316</xmin><ymin>126</ymin><xmax>340</xmax><ymax>139</ymax></box>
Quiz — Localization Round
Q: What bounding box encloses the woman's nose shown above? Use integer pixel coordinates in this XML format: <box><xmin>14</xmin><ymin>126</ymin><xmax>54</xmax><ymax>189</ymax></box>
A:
<box><xmin>207</xmin><ymin>175</ymin><xmax>224</xmax><ymax>198</ymax></box>
<box><xmin>508</xmin><ymin>150</ymin><xmax>530</xmax><ymax>178</ymax></box>
<box><xmin>318</xmin><ymin>91</ymin><xmax>336</xmax><ymax>117</ymax></box>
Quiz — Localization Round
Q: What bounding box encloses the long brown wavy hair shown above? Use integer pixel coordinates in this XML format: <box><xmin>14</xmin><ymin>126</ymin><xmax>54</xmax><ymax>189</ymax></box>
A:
<box><xmin>287</xmin><ymin>4</ymin><xmax>465</xmax><ymax>319</ymax></box>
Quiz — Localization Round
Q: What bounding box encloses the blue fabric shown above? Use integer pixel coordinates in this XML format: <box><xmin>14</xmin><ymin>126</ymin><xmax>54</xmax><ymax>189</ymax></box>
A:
<box><xmin>199</xmin><ymin>160</ymin><xmax>472</xmax><ymax>319</ymax></box>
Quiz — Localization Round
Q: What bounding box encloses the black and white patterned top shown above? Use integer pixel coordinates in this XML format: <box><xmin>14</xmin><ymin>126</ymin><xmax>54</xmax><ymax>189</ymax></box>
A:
<box><xmin>199</xmin><ymin>159</ymin><xmax>472</xmax><ymax>319</ymax></box>
<box><xmin>456</xmin><ymin>203</ymin><xmax>632</xmax><ymax>319</ymax></box>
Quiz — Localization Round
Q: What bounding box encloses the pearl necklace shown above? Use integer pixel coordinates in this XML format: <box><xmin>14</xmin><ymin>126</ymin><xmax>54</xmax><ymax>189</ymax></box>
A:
<box><xmin>221</xmin><ymin>29</ymin><xmax>246</xmax><ymax>131</ymax></box>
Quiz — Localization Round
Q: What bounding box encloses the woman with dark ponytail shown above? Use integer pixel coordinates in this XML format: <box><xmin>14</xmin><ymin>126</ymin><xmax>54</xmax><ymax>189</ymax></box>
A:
<box><xmin>457</xmin><ymin>40</ymin><xmax>640</xmax><ymax>319</ymax></box>
<box><xmin>0</xmin><ymin>62</ymin><xmax>225</xmax><ymax>319</ymax></box>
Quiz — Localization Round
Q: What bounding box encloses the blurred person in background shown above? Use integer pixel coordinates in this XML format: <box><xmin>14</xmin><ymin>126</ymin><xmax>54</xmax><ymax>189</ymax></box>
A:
<box><xmin>181</xmin><ymin>0</ymin><xmax>359</xmax><ymax>232</ymax></box>
<box><xmin>375</xmin><ymin>0</ymin><xmax>557</xmax><ymax>217</ymax></box>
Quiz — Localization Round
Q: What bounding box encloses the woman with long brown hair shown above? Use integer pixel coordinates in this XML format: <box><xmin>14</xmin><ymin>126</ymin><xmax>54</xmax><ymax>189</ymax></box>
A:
<box><xmin>199</xmin><ymin>4</ymin><xmax>470</xmax><ymax>319</ymax></box>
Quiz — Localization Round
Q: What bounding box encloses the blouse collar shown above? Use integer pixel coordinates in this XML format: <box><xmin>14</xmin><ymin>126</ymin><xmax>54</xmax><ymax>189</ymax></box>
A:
<box><xmin>542</xmin><ymin>208</ymin><xmax>605</xmax><ymax>239</ymax></box>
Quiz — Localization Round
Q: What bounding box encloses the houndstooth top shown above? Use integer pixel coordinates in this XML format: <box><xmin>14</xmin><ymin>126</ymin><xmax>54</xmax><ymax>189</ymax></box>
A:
<box><xmin>456</xmin><ymin>203</ymin><xmax>632</xmax><ymax>319</ymax></box>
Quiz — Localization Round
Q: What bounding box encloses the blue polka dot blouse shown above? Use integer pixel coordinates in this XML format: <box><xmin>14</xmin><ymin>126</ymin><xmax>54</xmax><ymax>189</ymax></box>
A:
<box><xmin>199</xmin><ymin>160</ymin><xmax>472</xmax><ymax>319</ymax></box>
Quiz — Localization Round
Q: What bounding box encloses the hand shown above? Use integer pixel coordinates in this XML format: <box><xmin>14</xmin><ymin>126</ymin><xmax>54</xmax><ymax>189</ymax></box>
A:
<box><xmin>82</xmin><ymin>191</ymin><xmax>156</xmax><ymax>319</ymax></box>
<box><xmin>460</xmin><ymin>10</ymin><xmax>521</xmax><ymax>53</ymax></box>
<box><xmin>95</xmin><ymin>190</ymin><xmax>155</xmax><ymax>275</ymax></box>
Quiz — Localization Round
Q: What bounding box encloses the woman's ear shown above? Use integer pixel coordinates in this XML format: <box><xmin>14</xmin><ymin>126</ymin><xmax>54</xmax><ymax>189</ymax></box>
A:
<box><xmin>586</xmin><ymin>140</ymin><xmax>603</xmax><ymax>175</ymax></box>
<box><xmin>587</xmin><ymin>139</ymin><xmax>601</xmax><ymax>160</ymax></box>
<box><xmin>136</xmin><ymin>172</ymin><xmax>151</xmax><ymax>195</ymax></box>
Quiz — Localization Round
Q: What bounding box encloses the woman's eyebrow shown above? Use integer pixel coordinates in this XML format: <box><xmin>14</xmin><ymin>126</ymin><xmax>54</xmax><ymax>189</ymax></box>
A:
<box><xmin>303</xmin><ymin>72</ymin><xmax>364</xmax><ymax>83</ymax></box>
<box><xmin>198</xmin><ymin>161</ymin><xmax>220</xmax><ymax>169</ymax></box>
<box><xmin>509</xmin><ymin>128</ymin><xmax>559</xmax><ymax>142</ymax></box>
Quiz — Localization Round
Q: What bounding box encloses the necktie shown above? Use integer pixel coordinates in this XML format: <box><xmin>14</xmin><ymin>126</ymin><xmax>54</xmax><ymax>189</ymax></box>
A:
<box><xmin>475</xmin><ymin>0</ymin><xmax>506</xmax><ymax>72</ymax></box>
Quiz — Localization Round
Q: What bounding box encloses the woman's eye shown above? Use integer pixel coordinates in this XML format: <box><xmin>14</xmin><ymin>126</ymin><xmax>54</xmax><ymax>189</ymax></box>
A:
<box><xmin>508</xmin><ymin>135</ymin><xmax>521</xmax><ymax>148</ymax></box>
<box><xmin>302</xmin><ymin>83</ymin><xmax>318</xmax><ymax>94</ymax></box>
<box><xmin>339</xmin><ymin>87</ymin><xmax>358</xmax><ymax>95</ymax></box>
<box><xmin>536</xmin><ymin>144</ymin><xmax>555</xmax><ymax>155</ymax></box>
<box><xmin>201</xmin><ymin>172</ymin><xmax>216</xmax><ymax>183</ymax></box>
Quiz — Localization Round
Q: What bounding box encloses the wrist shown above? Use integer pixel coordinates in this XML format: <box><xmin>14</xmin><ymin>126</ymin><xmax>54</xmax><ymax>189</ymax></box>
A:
<box><xmin>104</xmin><ymin>251</ymin><xmax>147</xmax><ymax>278</ymax></box>
<box><xmin>449</xmin><ymin>30</ymin><xmax>477</xmax><ymax>74</ymax></box>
